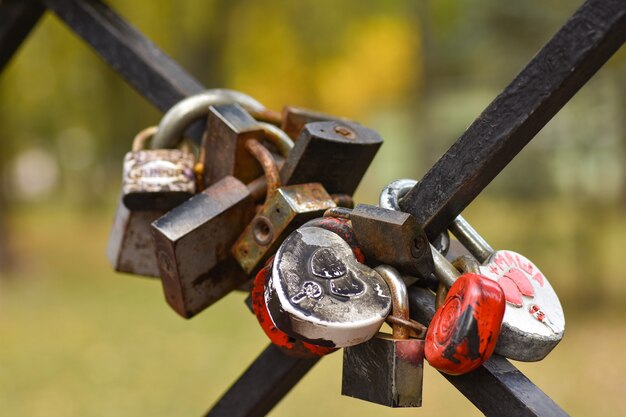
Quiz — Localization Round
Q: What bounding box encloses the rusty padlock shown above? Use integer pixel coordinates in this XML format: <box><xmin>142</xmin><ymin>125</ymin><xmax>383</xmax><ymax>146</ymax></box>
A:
<box><xmin>280</xmin><ymin>105</ymin><xmax>351</xmax><ymax>141</ymax></box>
<box><xmin>342</xmin><ymin>265</ymin><xmax>426</xmax><ymax>408</ymax></box>
<box><xmin>151</xmin><ymin>138</ymin><xmax>289</xmax><ymax>318</ymax></box>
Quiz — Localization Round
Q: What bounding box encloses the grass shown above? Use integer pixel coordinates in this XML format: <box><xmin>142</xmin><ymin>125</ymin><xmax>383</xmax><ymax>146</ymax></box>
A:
<box><xmin>1</xmin><ymin>199</ymin><xmax>626</xmax><ymax>416</ymax></box>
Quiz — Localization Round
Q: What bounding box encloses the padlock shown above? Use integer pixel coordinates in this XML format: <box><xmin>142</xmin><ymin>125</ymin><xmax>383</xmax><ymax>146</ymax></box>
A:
<box><xmin>265</xmin><ymin>226</ymin><xmax>392</xmax><ymax>348</ymax></box>
<box><xmin>121</xmin><ymin>126</ymin><xmax>196</xmax><ymax>211</ymax></box>
<box><xmin>250</xmin><ymin>216</ymin><xmax>363</xmax><ymax>357</ymax></box>
<box><xmin>151</xmin><ymin>138</ymin><xmax>282</xmax><ymax>318</ymax></box>
<box><xmin>231</xmin><ymin>180</ymin><xmax>336</xmax><ymax>276</ymax></box>
<box><xmin>200</xmin><ymin>103</ymin><xmax>294</xmax><ymax>188</ymax></box>
<box><xmin>342</xmin><ymin>265</ymin><xmax>425</xmax><ymax>408</ymax></box>
<box><xmin>280</xmin><ymin>106</ymin><xmax>351</xmax><ymax>141</ymax></box>
<box><xmin>323</xmin><ymin>204</ymin><xmax>434</xmax><ymax>278</ymax></box>
<box><xmin>448</xmin><ymin>215</ymin><xmax>565</xmax><ymax>361</ymax></box>
<box><xmin>280</xmin><ymin>121</ymin><xmax>383</xmax><ymax>195</ymax></box>
<box><xmin>427</xmin><ymin>247</ymin><xmax>505</xmax><ymax>375</ymax></box>
<box><xmin>108</xmin><ymin>90</ymin><xmax>251</xmax><ymax>277</ymax></box>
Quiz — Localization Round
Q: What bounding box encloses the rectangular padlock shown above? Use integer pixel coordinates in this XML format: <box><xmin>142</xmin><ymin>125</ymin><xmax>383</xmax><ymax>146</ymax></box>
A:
<box><xmin>232</xmin><ymin>183</ymin><xmax>336</xmax><ymax>276</ymax></box>
<box><xmin>122</xmin><ymin>126</ymin><xmax>196</xmax><ymax>211</ymax></box>
<box><xmin>200</xmin><ymin>103</ymin><xmax>265</xmax><ymax>187</ymax></box>
<box><xmin>106</xmin><ymin>198</ymin><xmax>162</xmax><ymax>278</ymax></box>
<box><xmin>342</xmin><ymin>265</ymin><xmax>425</xmax><ymax>408</ymax></box>
<box><xmin>280</xmin><ymin>106</ymin><xmax>350</xmax><ymax>141</ymax></box>
<box><xmin>151</xmin><ymin>176</ymin><xmax>254</xmax><ymax>317</ymax></box>
<box><xmin>280</xmin><ymin>121</ymin><xmax>382</xmax><ymax>195</ymax></box>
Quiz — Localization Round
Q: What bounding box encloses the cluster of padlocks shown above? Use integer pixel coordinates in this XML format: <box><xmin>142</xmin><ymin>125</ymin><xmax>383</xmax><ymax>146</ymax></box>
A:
<box><xmin>107</xmin><ymin>89</ymin><xmax>565</xmax><ymax>408</ymax></box>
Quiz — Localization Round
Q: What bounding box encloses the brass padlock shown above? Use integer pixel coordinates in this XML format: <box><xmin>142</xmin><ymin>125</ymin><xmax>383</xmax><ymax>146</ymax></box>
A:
<box><xmin>121</xmin><ymin>126</ymin><xmax>196</xmax><ymax>211</ymax></box>
<box><xmin>342</xmin><ymin>265</ymin><xmax>426</xmax><ymax>408</ymax></box>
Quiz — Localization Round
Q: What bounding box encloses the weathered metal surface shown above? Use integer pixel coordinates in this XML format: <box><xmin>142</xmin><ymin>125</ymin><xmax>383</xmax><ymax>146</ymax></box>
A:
<box><xmin>122</xmin><ymin>126</ymin><xmax>196</xmax><ymax>211</ymax></box>
<box><xmin>267</xmin><ymin>226</ymin><xmax>391</xmax><ymax>348</ymax></box>
<box><xmin>201</xmin><ymin>103</ymin><xmax>266</xmax><ymax>187</ymax></box>
<box><xmin>151</xmin><ymin>176</ymin><xmax>254</xmax><ymax>318</ymax></box>
<box><xmin>349</xmin><ymin>204</ymin><xmax>433</xmax><ymax>278</ymax></box>
<box><xmin>400</xmin><ymin>0</ymin><xmax>626</xmax><ymax>239</ymax></box>
<box><xmin>280</xmin><ymin>121</ymin><xmax>383</xmax><ymax>195</ymax></box>
<box><xmin>0</xmin><ymin>0</ymin><xmax>45</xmax><ymax>73</ymax></box>
<box><xmin>205</xmin><ymin>344</ymin><xmax>319</xmax><ymax>417</ymax></box>
<box><xmin>450</xmin><ymin>217</ymin><xmax>565</xmax><ymax>361</ymax></box>
<box><xmin>280</xmin><ymin>106</ymin><xmax>350</xmax><ymax>141</ymax></box>
<box><xmin>106</xmin><ymin>200</ymin><xmax>161</xmax><ymax>278</ymax></box>
<box><xmin>232</xmin><ymin>183</ymin><xmax>336</xmax><ymax>275</ymax></box>
<box><xmin>342</xmin><ymin>264</ymin><xmax>424</xmax><ymax>408</ymax></box>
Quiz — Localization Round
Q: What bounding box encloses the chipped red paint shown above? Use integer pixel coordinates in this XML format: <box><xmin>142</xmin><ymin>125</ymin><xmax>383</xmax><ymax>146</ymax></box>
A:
<box><xmin>251</xmin><ymin>258</ymin><xmax>336</xmax><ymax>358</ymax></box>
<box><xmin>504</xmin><ymin>268</ymin><xmax>535</xmax><ymax>297</ymax></box>
<box><xmin>498</xmin><ymin>276</ymin><xmax>524</xmax><ymax>306</ymax></box>
<box><xmin>425</xmin><ymin>273</ymin><xmax>505</xmax><ymax>375</ymax></box>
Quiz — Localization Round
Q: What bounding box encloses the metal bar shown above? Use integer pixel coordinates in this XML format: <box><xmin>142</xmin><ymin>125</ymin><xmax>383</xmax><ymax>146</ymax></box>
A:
<box><xmin>205</xmin><ymin>344</ymin><xmax>319</xmax><ymax>417</ymax></box>
<box><xmin>408</xmin><ymin>286</ymin><xmax>568</xmax><ymax>417</ymax></box>
<box><xmin>399</xmin><ymin>0</ymin><xmax>626</xmax><ymax>238</ymax></box>
<box><xmin>42</xmin><ymin>0</ymin><xmax>204</xmax><ymax>114</ymax></box>
<box><xmin>0</xmin><ymin>0</ymin><xmax>46</xmax><ymax>73</ymax></box>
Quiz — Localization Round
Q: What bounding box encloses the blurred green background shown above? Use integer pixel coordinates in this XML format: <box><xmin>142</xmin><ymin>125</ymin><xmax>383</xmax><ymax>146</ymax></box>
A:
<box><xmin>1</xmin><ymin>0</ymin><xmax>626</xmax><ymax>416</ymax></box>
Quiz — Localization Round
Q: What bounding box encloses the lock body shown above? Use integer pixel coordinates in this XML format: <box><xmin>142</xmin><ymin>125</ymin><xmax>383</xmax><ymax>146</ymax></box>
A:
<box><xmin>151</xmin><ymin>176</ymin><xmax>254</xmax><ymax>317</ymax></box>
<box><xmin>122</xmin><ymin>147</ymin><xmax>196</xmax><ymax>211</ymax></box>
<box><xmin>266</xmin><ymin>226</ymin><xmax>391</xmax><ymax>347</ymax></box>
<box><xmin>201</xmin><ymin>103</ymin><xmax>265</xmax><ymax>187</ymax></box>
<box><xmin>342</xmin><ymin>265</ymin><xmax>425</xmax><ymax>408</ymax></box>
<box><xmin>280</xmin><ymin>106</ymin><xmax>350</xmax><ymax>141</ymax></box>
<box><xmin>425</xmin><ymin>273</ymin><xmax>505</xmax><ymax>375</ymax></box>
<box><xmin>280</xmin><ymin>121</ymin><xmax>383</xmax><ymax>195</ymax></box>
<box><xmin>232</xmin><ymin>183</ymin><xmax>336</xmax><ymax>275</ymax></box>
<box><xmin>106</xmin><ymin>200</ymin><xmax>161</xmax><ymax>277</ymax></box>
<box><xmin>342</xmin><ymin>334</ymin><xmax>424</xmax><ymax>407</ymax></box>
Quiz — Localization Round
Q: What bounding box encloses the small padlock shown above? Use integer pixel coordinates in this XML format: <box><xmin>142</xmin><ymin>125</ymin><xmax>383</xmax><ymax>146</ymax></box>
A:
<box><xmin>265</xmin><ymin>226</ymin><xmax>391</xmax><ymax>348</ymax></box>
<box><xmin>280</xmin><ymin>106</ymin><xmax>351</xmax><ymax>141</ymax></box>
<box><xmin>342</xmin><ymin>264</ymin><xmax>426</xmax><ymax>408</ymax></box>
<box><xmin>121</xmin><ymin>126</ymin><xmax>196</xmax><ymax>211</ymax></box>
<box><xmin>250</xmin><ymin>216</ymin><xmax>364</xmax><ymax>357</ymax></box>
<box><xmin>448</xmin><ymin>215</ymin><xmax>565</xmax><ymax>361</ymax></box>
<box><xmin>231</xmin><ymin>179</ymin><xmax>336</xmax><ymax>276</ymax></box>
<box><xmin>280</xmin><ymin>121</ymin><xmax>383</xmax><ymax>195</ymax></box>
<box><xmin>426</xmin><ymin>249</ymin><xmax>505</xmax><ymax>375</ymax></box>
<box><xmin>200</xmin><ymin>103</ymin><xmax>294</xmax><ymax>188</ymax></box>
<box><xmin>108</xmin><ymin>90</ymin><xmax>253</xmax><ymax>277</ymax></box>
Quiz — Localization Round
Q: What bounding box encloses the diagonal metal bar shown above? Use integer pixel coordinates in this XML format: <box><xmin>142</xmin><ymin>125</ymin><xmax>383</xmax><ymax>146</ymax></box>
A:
<box><xmin>205</xmin><ymin>344</ymin><xmax>319</xmax><ymax>417</ymax></box>
<box><xmin>42</xmin><ymin>0</ymin><xmax>204</xmax><ymax>114</ymax></box>
<box><xmin>399</xmin><ymin>0</ymin><xmax>626</xmax><ymax>238</ymax></box>
<box><xmin>0</xmin><ymin>0</ymin><xmax>46</xmax><ymax>73</ymax></box>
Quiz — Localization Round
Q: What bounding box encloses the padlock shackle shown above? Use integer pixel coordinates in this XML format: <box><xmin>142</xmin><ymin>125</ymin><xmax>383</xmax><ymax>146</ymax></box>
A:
<box><xmin>131</xmin><ymin>125</ymin><xmax>158</xmax><ymax>151</ymax></box>
<box><xmin>152</xmin><ymin>89</ymin><xmax>266</xmax><ymax>149</ymax></box>
<box><xmin>374</xmin><ymin>265</ymin><xmax>410</xmax><ymax>340</ymax></box>
<box><xmin>245</xmin><ymin>139</ymin><xmax>280</xmax><ymax>200</ymax></box>
<box><xmin>448</xmin><ymin>216</ymin><xmax>494</xmax><ymax>264</ymax></box>
<box><xmin>257</xmin><ymin>122</ymin><xmax>294</xmax><ymax>157</ymax></box>
<box><xmin>430</xmin><ymin>244</ymin><xmax>458</xmax><ymax>289</ymax></box>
